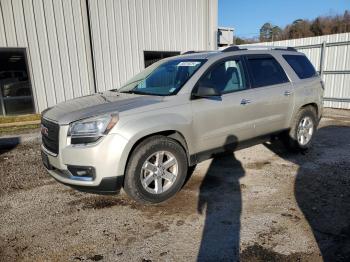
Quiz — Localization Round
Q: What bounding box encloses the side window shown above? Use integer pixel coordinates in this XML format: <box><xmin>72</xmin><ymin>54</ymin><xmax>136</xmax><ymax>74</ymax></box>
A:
<box><xmin>283</xmin><ymin>55</ymin><xmax>317</xmax><ymax>79</ymax></box>
<box><xmin>246</xmin><ymin>56</ymin><xmax>289</xmax><ymax>88</ymax></box>
<box><xmin>200</xmin><ymin>59</ymin><xmax>247</xmax><ymax>94</ymax></box>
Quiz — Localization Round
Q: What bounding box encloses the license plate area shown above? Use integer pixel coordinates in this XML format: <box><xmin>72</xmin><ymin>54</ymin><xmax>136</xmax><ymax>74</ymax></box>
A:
<box><xmin>41</xmin><ymin>151</ymin><xmax>53</xmax><ymax>170</ymax></box>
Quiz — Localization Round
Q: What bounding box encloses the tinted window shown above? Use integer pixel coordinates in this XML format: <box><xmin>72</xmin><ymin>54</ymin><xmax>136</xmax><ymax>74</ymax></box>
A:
<box><xmin>283</xmin><ymin>55</ymin><xmax>317</xmax><ymax>79</ymax></box>
<box><xmin>199</xmin><ymin>59</ymin><xmax>247</xmax><ymax>94</ymax></box>
<box><xmin>246</xmin><ymin>56</ymin><xmax>289</xmax><ymax>87</ymax></box>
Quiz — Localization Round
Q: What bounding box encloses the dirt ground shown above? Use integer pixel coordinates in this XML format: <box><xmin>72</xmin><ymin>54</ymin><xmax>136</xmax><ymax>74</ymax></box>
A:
<box><xmin>0</xmin><ymin>110</ymin><xmax>350</xmax><ymax>261</ymax></box>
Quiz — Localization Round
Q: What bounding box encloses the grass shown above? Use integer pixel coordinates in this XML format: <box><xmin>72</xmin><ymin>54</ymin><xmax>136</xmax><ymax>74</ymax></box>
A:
<box><xmin>0</xmin><ymin>114</ymin><xmax>41</xmax><ymax>125</ymax></box>
<box><xmin>0</xmin><ymin>124</ymin><xmax>40</xmax><ymax>136</ymax></box>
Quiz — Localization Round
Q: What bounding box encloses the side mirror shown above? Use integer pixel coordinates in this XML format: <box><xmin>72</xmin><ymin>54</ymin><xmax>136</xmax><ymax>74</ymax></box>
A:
<box><xmin>193</xmin><ymin>84</ymin><xmax>220</xmax><ymax>98</ymax></box>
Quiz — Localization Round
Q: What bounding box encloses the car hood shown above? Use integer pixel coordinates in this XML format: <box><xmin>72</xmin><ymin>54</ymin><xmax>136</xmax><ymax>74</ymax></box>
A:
<box><xmin>43</xmin><ymin>91</ymin><xmax>164</xmax><ymax>125</ymax></box>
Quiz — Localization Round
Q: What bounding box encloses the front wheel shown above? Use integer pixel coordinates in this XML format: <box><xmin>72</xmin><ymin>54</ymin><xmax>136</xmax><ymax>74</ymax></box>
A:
<box><xmin>284</xmin><ymin>106</ymin><xmax>317</xmax><ymax>151</ymax></box>
<box><xmin>123</xmin><ymin>136</ymin><xmax>188</xmax><ymax>204</ymax></box>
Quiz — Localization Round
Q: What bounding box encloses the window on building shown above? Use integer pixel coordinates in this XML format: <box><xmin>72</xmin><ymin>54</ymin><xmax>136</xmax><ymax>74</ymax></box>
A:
<box><xmin>283</xmin><ymin>55</ymin><xmax>317</xmax><ymax>79</ymax></box>
<box><xmin>144</xmin><ymin>51</ymin><xmax>180</xmax><ymax>68</ymax></box>
<box><xmin>0</xmin><ymin>49</ymin><xmax>35</xmax><ymax>115</ymax></box>
<box><xmin>246</xmin><ymin>55</ymin><xmax>289</xmax><ymax>88</ymax></box>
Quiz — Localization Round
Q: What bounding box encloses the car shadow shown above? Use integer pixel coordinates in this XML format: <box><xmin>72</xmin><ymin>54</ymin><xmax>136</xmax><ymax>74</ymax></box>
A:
<box><xmin>0</xmin><ymin>137</ymin><xmax>20</xmax><ymax>155</ymax></box>
<box><xmin>264</xmin><ymin>125</ymin><xmax>350</xmax><ymax>262</ymax></box>
<box><xmin>197</xmin><ymin>136</ymin><xmax>244</xmax><ymax>261</ymax></box>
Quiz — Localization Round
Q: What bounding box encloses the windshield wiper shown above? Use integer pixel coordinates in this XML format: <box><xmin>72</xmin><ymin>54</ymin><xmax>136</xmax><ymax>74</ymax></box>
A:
<box><xmin>120</xmin><ymin>90</ymin><xmax>148</xmax><ymax>95</ymax></box>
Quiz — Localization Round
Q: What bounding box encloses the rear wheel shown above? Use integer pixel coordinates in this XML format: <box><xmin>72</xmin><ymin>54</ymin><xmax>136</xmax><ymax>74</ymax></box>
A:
<box><xmin>124</xmin><ymin>136</ymin><xmax>188</xmax><ymax>204</ymax></box>
<box><xmin>284</xmin><ymin>106</ymin><xmax>317</xmax><ymax>151</ymax></box>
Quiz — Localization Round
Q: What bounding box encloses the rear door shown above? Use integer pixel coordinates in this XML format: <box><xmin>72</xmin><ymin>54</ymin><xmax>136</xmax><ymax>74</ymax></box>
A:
<box><xmin>244</xmin><ymin>54</ymin><xmax>294</xmax><ymax>136</ymax></box>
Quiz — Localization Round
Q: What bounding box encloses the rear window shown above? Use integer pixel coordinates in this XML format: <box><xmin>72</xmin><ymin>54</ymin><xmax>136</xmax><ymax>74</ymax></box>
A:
<box><xmin>283</xmin><ymin>55</ymin><xmax>317</xmax><ymax>79</ymax></box>
<box><xmin>246</xmin><ymin>56</ymin><xmax>289</xmax><ymax>88</ymax></box>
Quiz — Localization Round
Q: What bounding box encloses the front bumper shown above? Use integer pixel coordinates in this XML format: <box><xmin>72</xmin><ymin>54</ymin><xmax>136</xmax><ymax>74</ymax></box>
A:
<box><xmin>52</xmin><ymin>174</ymin><xmax>124</xmax><ymax>194</ymax></box>
<box><xmin>41</xmin><ymin>125</ymin><xmax>130</xmax><ymax>193</ymax></box>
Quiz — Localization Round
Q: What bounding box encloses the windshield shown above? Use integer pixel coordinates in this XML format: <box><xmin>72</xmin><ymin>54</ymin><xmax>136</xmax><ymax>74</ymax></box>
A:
<box><xmin>117</xmin><ymin>59</ymin><xmax>206</xmax><ymax>96</ymax></box>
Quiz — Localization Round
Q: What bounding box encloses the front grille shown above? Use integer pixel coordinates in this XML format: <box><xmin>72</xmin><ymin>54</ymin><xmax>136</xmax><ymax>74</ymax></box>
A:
<box><xmin>41</xmin><ymin>118</ymin><xmax>60</xmax><ymax>154</ymax></box>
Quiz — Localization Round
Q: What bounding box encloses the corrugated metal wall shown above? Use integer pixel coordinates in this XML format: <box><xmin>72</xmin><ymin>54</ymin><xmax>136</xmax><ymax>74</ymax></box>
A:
<box><xmin>0</xmin><ymin>0</ymin><xmax>217</xmax><ymax>112</ymax></box>
<box><xmin>88</xmin><ymin>0</ymin><xmax>218</xmax><ymax>92</ymax></box>
<box><xmin>249</xmin><ymin>33</ymin><xmax>350</xmax><ymax>109</ymax></box>
<box><xmin>0</xmin><ymin>0</ymin><xmax>95</xmax><ymax>113</ymax></box>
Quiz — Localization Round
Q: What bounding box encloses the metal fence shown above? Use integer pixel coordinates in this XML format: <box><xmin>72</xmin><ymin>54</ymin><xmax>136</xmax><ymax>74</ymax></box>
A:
<box><xmin>250</xmin><ymin>33</ymin><xmax>350</xmax><ymax>109</ymax></box>
<box><xmin>297</xmin><ymin>40</ymin><xmax>350</xmax><ymax>109</ymax></box>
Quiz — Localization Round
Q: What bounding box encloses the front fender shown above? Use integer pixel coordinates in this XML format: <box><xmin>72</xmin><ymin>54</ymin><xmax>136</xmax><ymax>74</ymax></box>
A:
<box><xmin>112</xmin><ymin>112</ymin><xmax>193</xmax><ymax>176</ymax></box>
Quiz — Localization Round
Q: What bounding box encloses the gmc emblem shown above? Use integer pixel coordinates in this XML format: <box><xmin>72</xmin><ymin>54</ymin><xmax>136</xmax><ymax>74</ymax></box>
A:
<box><xmin>41</xmin><ymin>124</ymin><xmax>49</xmax><ymax>137</ymax></box>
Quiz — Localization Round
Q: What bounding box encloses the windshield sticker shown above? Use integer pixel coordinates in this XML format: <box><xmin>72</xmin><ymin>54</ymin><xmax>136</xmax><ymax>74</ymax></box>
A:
<box><xmin>177</xmin><ymin>61</ymin><xmax>201</xmax><ymax>67</ymax></box>
<box><xmin>169</xmin><ymin>87</ymin><xmax>176</xmax><ymax>92</ymax></box>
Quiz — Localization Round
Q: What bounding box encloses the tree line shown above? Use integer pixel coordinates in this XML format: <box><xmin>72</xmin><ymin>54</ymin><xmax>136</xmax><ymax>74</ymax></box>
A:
<box><xmin>235</xmin><ymin>10</ymin><xmax>350</xmax><ymax>44</ymax></box>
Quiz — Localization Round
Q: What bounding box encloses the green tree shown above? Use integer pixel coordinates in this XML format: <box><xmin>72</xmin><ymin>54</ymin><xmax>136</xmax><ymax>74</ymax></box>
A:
<box><xmin>234</xmin><ymin>37</ymin><xmax>258</xmax><ymax>45</ymax></box>
<box><xmin>234</xmin><ymin>37</ymin><xmax>246</xmax><ymax>45</ymax></box>
<box><xmin>343</xmin><ymin>10</ymin><xmax>350</xmax><ymax>31</ymax></box>
<box><xmin>310</xmin><ymin>18</ymin><xmax>323</xmax><ymax>35</ymax></box>
<box><xmin>271</xmin><ymin>26</ymin><xmax>282</xmax><ymax>41</ymax></box>
<box><xmin>260</xmin><ymin>23</ymin><xmax>273</xmax><ymax>42</ymax></box>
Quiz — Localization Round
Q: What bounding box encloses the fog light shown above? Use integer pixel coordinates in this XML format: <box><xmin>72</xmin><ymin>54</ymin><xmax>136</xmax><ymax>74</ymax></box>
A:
<box><xmin>67</xmin><ymin>166</ymin><xmax>95</xmax><ymax>178</ymax></box>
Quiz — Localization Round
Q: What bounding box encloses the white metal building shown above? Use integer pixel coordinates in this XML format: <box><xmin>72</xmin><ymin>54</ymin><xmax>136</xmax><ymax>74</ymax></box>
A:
<box><xmin>0</xmin><ymin>0</ymin><xmax>218</xmax><ymax>115</ymax></box>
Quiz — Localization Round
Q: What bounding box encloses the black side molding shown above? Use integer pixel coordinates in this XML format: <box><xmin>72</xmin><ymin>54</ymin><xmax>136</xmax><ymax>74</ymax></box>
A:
<box><xmin>60</xmin><ymin>176</ymin><xmax>124</xmax><ymax>195</ymax></box>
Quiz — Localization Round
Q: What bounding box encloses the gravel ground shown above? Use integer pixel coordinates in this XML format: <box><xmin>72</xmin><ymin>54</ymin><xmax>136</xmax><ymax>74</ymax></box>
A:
<box><xmin>0</xmin><ymin>110</ymin><xmax>350</xmax><ymax>261</ymax></box>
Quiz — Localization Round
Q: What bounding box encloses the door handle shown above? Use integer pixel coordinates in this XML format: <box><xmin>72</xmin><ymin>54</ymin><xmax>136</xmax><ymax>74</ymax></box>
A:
<box><xmin>240</xmin><ymin>99</ymin><xmax>251</xmax><ymax>105</ymax></box>
<box><xmin>284</xmin><ymin>90</ymin><xmax>292</xmax><ymax>96</ymax></box>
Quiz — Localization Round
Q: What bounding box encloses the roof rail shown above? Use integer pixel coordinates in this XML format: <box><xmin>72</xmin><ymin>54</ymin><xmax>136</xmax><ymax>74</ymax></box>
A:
<box><xmin>222</xmin><ymin>45</ymin><xmax>297</xmax><ymax>52</ymax></box>
<box><xmin>182</xmin><ymin>51</ymin><xmax>197</xmax><ymax>54</ymax></box>
<box><xmin>181</xmin><ymin>50</ymin><xmax>218</xmax><ymax>55</ymax></box>
<box><xmin>222</xmin><ymin>46</ymin><xmax>247</xmax><ymax>52</ymax></box>
<box><xmin>275</xmin><ymin>47</ymin><xmax>297</xmax><ymax>52</ymax></box>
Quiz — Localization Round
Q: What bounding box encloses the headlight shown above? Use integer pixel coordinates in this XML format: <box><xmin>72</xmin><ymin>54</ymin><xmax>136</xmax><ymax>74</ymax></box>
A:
<box><xmin>69</xmin><ymin>114</ymin><xmax>119</xmax><ymax>144</ymax></box>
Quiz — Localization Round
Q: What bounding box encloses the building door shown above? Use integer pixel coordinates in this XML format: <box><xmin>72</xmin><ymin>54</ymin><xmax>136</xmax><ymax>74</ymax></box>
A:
<box><xmin>0</xmin><ymin>49</ymin><xmax>35</xmax><ymax>116</ymax></box>
<box><xmin>144</xmin><ymin>51</ymin><xmax>180</xmax><ymax>68</ymax></box>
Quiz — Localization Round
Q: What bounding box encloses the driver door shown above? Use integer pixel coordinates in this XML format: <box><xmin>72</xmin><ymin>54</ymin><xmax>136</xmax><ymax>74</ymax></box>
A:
<box><xmin>191</xmin><ymin>57</ymin><xmax>256</xmax><ymax>154</ymax></box>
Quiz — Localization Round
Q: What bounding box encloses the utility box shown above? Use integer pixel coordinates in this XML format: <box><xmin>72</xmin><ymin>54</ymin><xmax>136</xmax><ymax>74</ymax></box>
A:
<box><xmin>218</xmin><ymin>27</ymin><xmax>235</xmax><ymax>47</ymax></box>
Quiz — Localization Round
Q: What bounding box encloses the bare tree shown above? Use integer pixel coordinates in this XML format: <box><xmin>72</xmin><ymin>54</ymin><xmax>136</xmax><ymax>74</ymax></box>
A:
<box><xmin>258</xmin><ymin>10</ymin><xmax>350</xmax><ymax>42</ymax></box>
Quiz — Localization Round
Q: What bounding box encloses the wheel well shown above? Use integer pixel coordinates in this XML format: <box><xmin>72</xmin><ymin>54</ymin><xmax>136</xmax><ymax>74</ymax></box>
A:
<box><xmin>301</xmin><ymin>103</ymin><xmax>318</xmax><ymax>116</ymax></box>
<box><xmin>125</xmin><ymin>131</ymin><xmax>190</xmax><ymax>173</ymax></box>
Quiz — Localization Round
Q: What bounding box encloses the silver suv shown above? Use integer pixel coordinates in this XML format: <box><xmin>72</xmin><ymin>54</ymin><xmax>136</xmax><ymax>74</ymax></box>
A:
<box><xmin>41</xmin><ymin>46</ymin><xmax>323</xmax><ymax>203</ymax></box>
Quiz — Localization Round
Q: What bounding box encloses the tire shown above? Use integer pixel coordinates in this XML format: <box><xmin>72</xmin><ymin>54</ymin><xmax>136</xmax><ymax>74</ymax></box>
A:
<box><xmin>123</xmin><ymin>135</ymin><xmax>188</xmax><ymax>204</ymax></box>
<box><xmin>284</xmin><ymin>106</ymin><xmax>317</xmax><ymax>152</ymax></box>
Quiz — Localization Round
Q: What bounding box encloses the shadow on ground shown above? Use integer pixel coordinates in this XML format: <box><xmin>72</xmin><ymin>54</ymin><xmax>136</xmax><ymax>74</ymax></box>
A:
<box><xmin>265</xmin><ymin>125</ymin><xmax>350</xmax><ymax>262</ymax></box>
<box><xmin>196</xmin><ymin>136</ymin><xmax>244</xmax><ymax>261</ymax></box>
<box><xmin>197</xmin><ymin>153</ymin><xmax>244</xmax><ymax>261</ymax></box>
<box><xmin>0</xmin><ymin>137</ymin><xmax>20</xmax><ymax>155</ymax></box>
<box><xmin>195</xmin><ymin>124</ymin><xmax>350</xmax><ymax>261</ymax></box>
